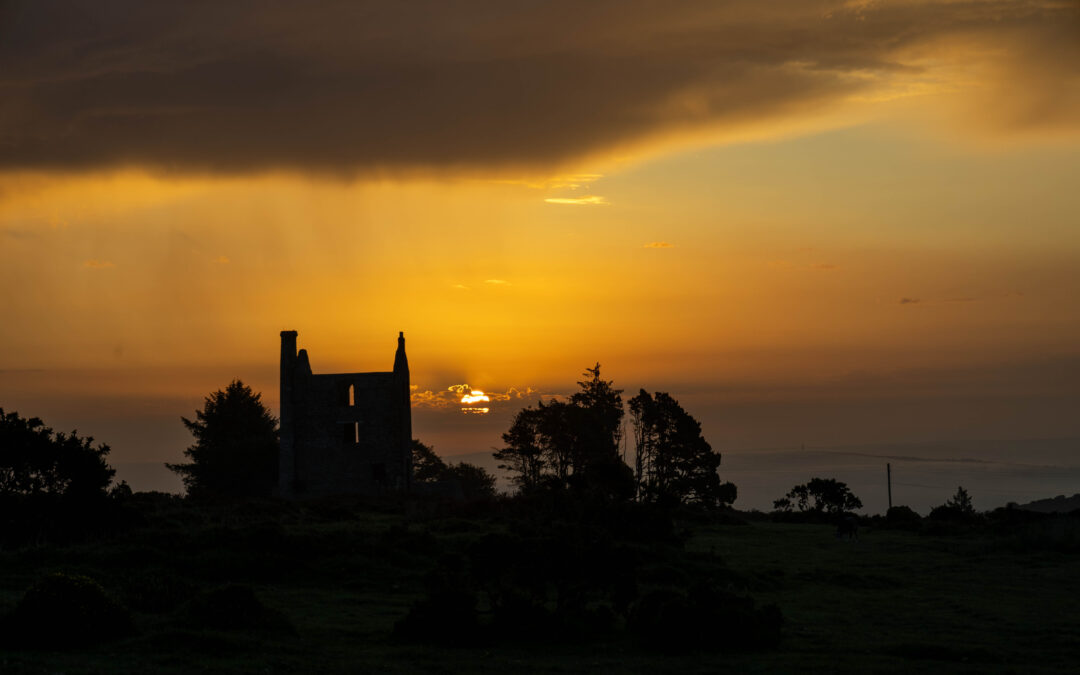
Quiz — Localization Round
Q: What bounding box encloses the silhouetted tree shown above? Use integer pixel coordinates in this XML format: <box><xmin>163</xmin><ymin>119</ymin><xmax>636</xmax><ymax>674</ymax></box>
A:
<box><xmin>774</xmin><ymin>478</ymin><xmax>862</xmax><ymax>514</ymax></box>
<box><xmin>447</xmin><ymin>462</ymin><xmax>497</xmax><ymax>501</ymax></box>
<box><xmin>413</xmin><ymin>439</ymin><xmax>497</xmax><ymax>500</ymax></box>
<box><xmin>946</xmin><ymin>485</ymin><xmax>975</xmax><ymax>514</ymax></box>
<box><xmin>494</xmin><ymin>364</ymin><xmax>633</xmax><ymax>500</ymax></box>
<box><xmin>0</xmin><ymin>408</ymin><xmax>115</xmax><ymax>499</ymax></box>
<box><xmin>628</xmin><ymin>390</ymin><xmax>734</xmax><ymax>507</ymax></box>
<box><xmin>929</xmin><ymin>485</ymin><xmax>978</xmax><ymax>521</ymax></box>
<box><xmin>166</xmin><ymin>380</ymin><xmax>278</xmax><ymax>499</ymax></box>
<box><xmin>569</xmin><ymin>363</ymin><xmax>624</xmax><ymax>465</ymax></box>
<box><xmin>412</xmin><ymin>439</ymin><xmax>450</xmax><ymax>482</ymax></box>
<box><xmin>493</xmin><ymin>406</ymin><xmax>547</xmax><ymax>491</ymax></box>
<box><xmin>569</xmin><ymin>364</ymin><xmax>634</xmax><ymax>499</ymax></box>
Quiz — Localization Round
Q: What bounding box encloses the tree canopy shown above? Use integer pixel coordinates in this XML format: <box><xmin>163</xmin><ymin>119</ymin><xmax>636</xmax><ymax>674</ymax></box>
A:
<box><xmin>412</xmin><ymin>439</ymin><xmax>497</xmax><ymax>501</ymax></box>
<box><xmin>773</xmin><ymin>478</ymin><xmax>862</xmax><ymax>514</ymax></box>
<box><xmin>629</xmin><ymin>389</ymin><xmax>735</xmax><ymax>507</ymax></box>
<box><xmin>945</xmin><ymin>485</ymin><xmax>975</xmax><ymax>514</ymax></box>
<box><xmin>494</xmin><ymin>364</ymin><xmax>634</xmax><ymax>501</ymax></box>
<box><xmin>494</xmin><ymin>365</ymin><xmax>736</xmax><ymax>506</ymax></box>
<box><xmin>929</xmin><ymin>485</ymin><xmax>978</xmax><ymax>520</ymax></box>
<box><xmin>0</xmin><ymin>408</ymin><xmax>115</xmax><ymax>499</ymax></box>
<box><xmin>166</xmin><ymin>380</ymin><xmax>278</xmax><ymax>499</ymax></box>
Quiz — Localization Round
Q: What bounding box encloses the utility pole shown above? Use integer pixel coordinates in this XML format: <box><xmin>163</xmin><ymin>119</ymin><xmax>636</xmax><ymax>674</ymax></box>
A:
<box><xmin>887</xmin><ymin>462</ymin><xmax>892</xmax><ymax>511</ymax></box>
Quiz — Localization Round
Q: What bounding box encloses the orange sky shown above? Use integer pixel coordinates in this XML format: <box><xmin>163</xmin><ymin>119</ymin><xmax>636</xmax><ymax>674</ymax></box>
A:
<box><xmin>1</xmin><ymin>1</ymin><xmax>1078</xmax><ymax>496</ymax></box>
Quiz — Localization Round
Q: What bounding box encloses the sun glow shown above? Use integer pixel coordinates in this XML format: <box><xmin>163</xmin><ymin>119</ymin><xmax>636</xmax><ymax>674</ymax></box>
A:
<box><xmin>460</xmin><ymin>390</ymin><xmax>490</xmax><ymax>405</ymax></box>
<box><xmin>460</xmin><ymin>389</ymin><xmax>491</xmax><ymax>414</ymax></box>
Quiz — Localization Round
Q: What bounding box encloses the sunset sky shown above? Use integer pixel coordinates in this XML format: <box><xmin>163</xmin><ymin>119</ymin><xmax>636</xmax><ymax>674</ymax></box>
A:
<box><xmin>2</xmin><ymin>1</ymin><xmax>1078</xmax><ymax>507</ymax></box>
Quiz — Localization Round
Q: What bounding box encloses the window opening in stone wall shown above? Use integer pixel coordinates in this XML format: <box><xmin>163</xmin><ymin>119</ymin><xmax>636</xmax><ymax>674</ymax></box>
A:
<box><xmin>348</xmin><ymin>384</ymin><xmax>355</xmax><ymax>407</ymax></box>
<box><xmin>342</xmin><ymin>422</ymin><xmax>359</xmax><ymax>445</ymax></box>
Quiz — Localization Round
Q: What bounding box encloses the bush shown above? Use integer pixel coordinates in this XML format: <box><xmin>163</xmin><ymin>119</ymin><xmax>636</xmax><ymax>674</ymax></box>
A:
<box><xmin>393</xmin><ymin>589</ymin><xmax>480</xmax><ymax>646</ymax></box>
<box><xmin>181</xmin><ymin>585</ymin><xmax>295</xmax><ymax>634</ymax></box>
<box><xmin>8</xmin><ymin>573</ymin><xmax>133</xmax><ymax>649</ymax></box>
<box><xmin>394</xmin><ymin>551</ymin><xmax>482</xmax><ymax>646</ymax></box>
<box><xmin>489</xmin><ymin>593</ymin><xmax>559</xmax><ymax>643</ymax></box>
<box><xmin>122</xmin><ymin>570</ymin><xmax>197</xmax><ymax>613</ymax></box>
<box><xmin>628</xmin><ymin>584</ymin><xmax>782</xmax><ymax>653</ymax></box>
<box><xmin>928</xmin><ymin>504</ymin><xmax>978</xmax><ymax>523</ymax></box>
<box><xmin>885</xmin><ymin>505</ymin><xmax>922</xmax><ymax>530</ymax></box>
<box><xmin>986</xmin><ymin>510</ymin><xmax>1080</xmax><ymax>553</ymax></box>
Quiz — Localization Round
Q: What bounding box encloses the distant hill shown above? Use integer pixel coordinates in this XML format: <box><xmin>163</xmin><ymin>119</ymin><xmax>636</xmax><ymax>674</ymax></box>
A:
<box><xmin>1016</xmin><ymin>494</ymin><xmax>1080</xmax><ymax>514</ymax></box>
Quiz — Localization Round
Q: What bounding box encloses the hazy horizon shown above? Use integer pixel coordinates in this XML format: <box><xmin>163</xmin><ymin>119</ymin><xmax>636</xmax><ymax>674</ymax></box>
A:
<box><xmin>4</xmin><ymin>355</ymin><xmax>1077</xmax><ymax>513</ymax></box>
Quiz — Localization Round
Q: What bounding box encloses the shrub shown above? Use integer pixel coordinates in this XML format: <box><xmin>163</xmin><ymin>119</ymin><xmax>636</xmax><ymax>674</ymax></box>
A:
<box><xmin>489</xmin><ymin>593</ymin><xmax>559</xmax><ymax>642</ymax></box>
<box><xmin>394</xmin><ymin>551</ymin><xmax>482</xmax><ymax>646</ymax></box>
<box><xmin>181</xmin><ymin>585</ymin><xmax>295</xmax><ymax>634</ymax></box>
<box><xmin>9</xmin><ymin>573</ymin><xmax>133</xmax><ymax>649</ymax></box>
<box><xmin>885</xmin><ymin>505</ymin><xmax>922</xmax><ymax>530</ymax></box>
<box><xmin>928</xmin><ymin>504</ymin><xmax>973</xmax><ymax>522</ymax></box>
<box><xmin>393</xmin><ymin>589</ymin><xmax>480</xmax><ymax>646</ymax></box>
<box><xmin>122</xmin><ymin>570</ymin><xmax>197</xmax><ymax>613</ymax></box>
<box><xmin>628</xmin><ymin>584</ymin><xmax>782</xmax><ymax>653</ymax></box>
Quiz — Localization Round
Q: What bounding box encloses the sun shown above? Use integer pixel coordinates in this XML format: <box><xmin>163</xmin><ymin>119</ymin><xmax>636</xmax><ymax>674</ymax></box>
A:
<box><xmin>459</xmin><ymin>389</ymin><xmax>491</xmax><ymax>414</ymax></box>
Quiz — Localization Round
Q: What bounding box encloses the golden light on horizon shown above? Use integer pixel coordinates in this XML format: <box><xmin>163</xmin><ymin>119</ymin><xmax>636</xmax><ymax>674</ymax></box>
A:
<box><xmin>543</xmin><ymin>195</ymin><xmax>609</xmax><ymax>205</ymax></box>
<box><xmin>460</xmin><ymin>390</ymin><xmax>491</xmax><ymax>405</ymax></box>
<box><xmin>461</xmin><ymin>389</ymin><xmax>491</xmax><ymax>415</ymax></box>
<box><xmin>443</xmin><ymin>385</ymin><xmax>494</xmax><ymax>414</ymax></box>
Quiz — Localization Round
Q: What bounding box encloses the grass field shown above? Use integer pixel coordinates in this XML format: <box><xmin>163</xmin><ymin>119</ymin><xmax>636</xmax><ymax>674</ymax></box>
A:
<box><xmin>1</xmin><ymin>500</ymin><xmax>1077</xmax><ymax>674</ymax></box>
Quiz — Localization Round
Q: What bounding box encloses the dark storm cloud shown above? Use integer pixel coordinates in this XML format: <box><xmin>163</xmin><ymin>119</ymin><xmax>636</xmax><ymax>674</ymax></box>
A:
<box><xmin>0</xmin><ymin>0</ymin><xmax>1076</xmax><ymax>174</ymax></box>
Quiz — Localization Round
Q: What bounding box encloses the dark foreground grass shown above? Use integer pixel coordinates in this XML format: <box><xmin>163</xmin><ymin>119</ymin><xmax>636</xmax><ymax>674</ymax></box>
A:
<box><xmin>0</xmin><ymin>501</ymin><xmax>1077</xmax><ymax>674</ymax></box>
<box><xmin>690</xmin><ymin>522</ymin><xmax>1080</xmax><ymax>673</ymax></box>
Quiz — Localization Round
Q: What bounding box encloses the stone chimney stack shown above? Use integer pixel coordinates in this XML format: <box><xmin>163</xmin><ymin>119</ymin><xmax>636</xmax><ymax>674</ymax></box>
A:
<box><xmin>393</xmin><ymin>331</ymin><xmax>408</xmax><ymax>374</ymax></box>
<box><xmin>279</xmin><ymin>330</ymin><xmax>298</xmax><ymax>497</ymax></box>
<box><xmin>393</xmin><ymin>331</ymin><xmax>412</xmax><ymax>489</ymax></box>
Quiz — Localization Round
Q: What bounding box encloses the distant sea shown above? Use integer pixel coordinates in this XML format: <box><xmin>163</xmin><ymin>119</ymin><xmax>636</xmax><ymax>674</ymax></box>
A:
<box><xmin>117</xmin><ymin>437</ymin><xmax>1080</xmax><ymax>516</ymax></box>
<box><xmin>717</xmin><ymin>438</ymin><xmax>1080</xmax><ymax>514</ymax></box>
<box><xmin>448</xmin><ymin>438</ymin><xmax>1080</xmax><ymax>515</ymax></box>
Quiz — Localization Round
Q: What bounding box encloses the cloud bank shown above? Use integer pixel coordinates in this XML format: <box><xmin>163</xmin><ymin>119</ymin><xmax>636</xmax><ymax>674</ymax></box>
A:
<box><xmin>411</xmin><ymin>384</ymin><xmax>559</xmax><ymax>411</ymax></box>
<box><xmin>1</xmin><ymin>0</ymin><xmax>1076</xmax><ymax>175</ymax></box>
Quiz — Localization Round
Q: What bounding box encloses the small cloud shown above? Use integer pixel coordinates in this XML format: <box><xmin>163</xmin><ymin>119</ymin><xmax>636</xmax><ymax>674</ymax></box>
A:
<box><xmin>411</xmin><ymin>383</ymin><xmax>559</xmax><ymax>411</ymax></box>
<box><xmin>549</xmin><ymin>173</ymin><xmax>603</xmax><ymax>189</ymax></box>
<box><xmin>544</xmin><ymin>195</ymin><xmax>609</xmax><ymax>206</ymax></box>
<box><xmin>83</xmin><ymin>259</ymin><xmax>115</xmax><ymax>269</ymax></box>
<box><xmin>484</xmin><ymin>279</ymin><xmax>508</xmax><ymax>285</ymax></box>
<box><xmin>0</xmin><ymin>227</ymin><xmax>37</xmax><ymax>240</ymax></box>
<box><xmin>898</xmin><ymin>297</ymin><xmax>920</xmax><ymax>305</ymax></box>
<box><xmin>643</xmin><ymin>242</ymin><xmax>674</xmax><ymax>249</ymax></box>
<box><xmin>452</xmin><ymin>284</ymin><xmax>470</xmax><ymax>290</ymax></box>
<box><xmin>212</xmin><ymin>255</ymin><xmax>230</xmax><ymax>264</ymax></box>
<box><xmin>491</xmin><ymin>172</ymin><xmax>603</xmax><ymax>190</ymax></box>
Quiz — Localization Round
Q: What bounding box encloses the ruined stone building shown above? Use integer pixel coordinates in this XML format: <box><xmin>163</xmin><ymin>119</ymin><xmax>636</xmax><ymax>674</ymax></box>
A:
<box><xmin>278</xmin><ymin>330</ymin><xmax>412</xmax><ymax>498</ymax></box>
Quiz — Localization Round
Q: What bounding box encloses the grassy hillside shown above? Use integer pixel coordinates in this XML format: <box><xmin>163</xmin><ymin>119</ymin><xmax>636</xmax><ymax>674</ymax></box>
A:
<box><xmin>0</xmin><ymin>497</ymin><xmax>1077</xmax><ymax>673</ymax></box>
